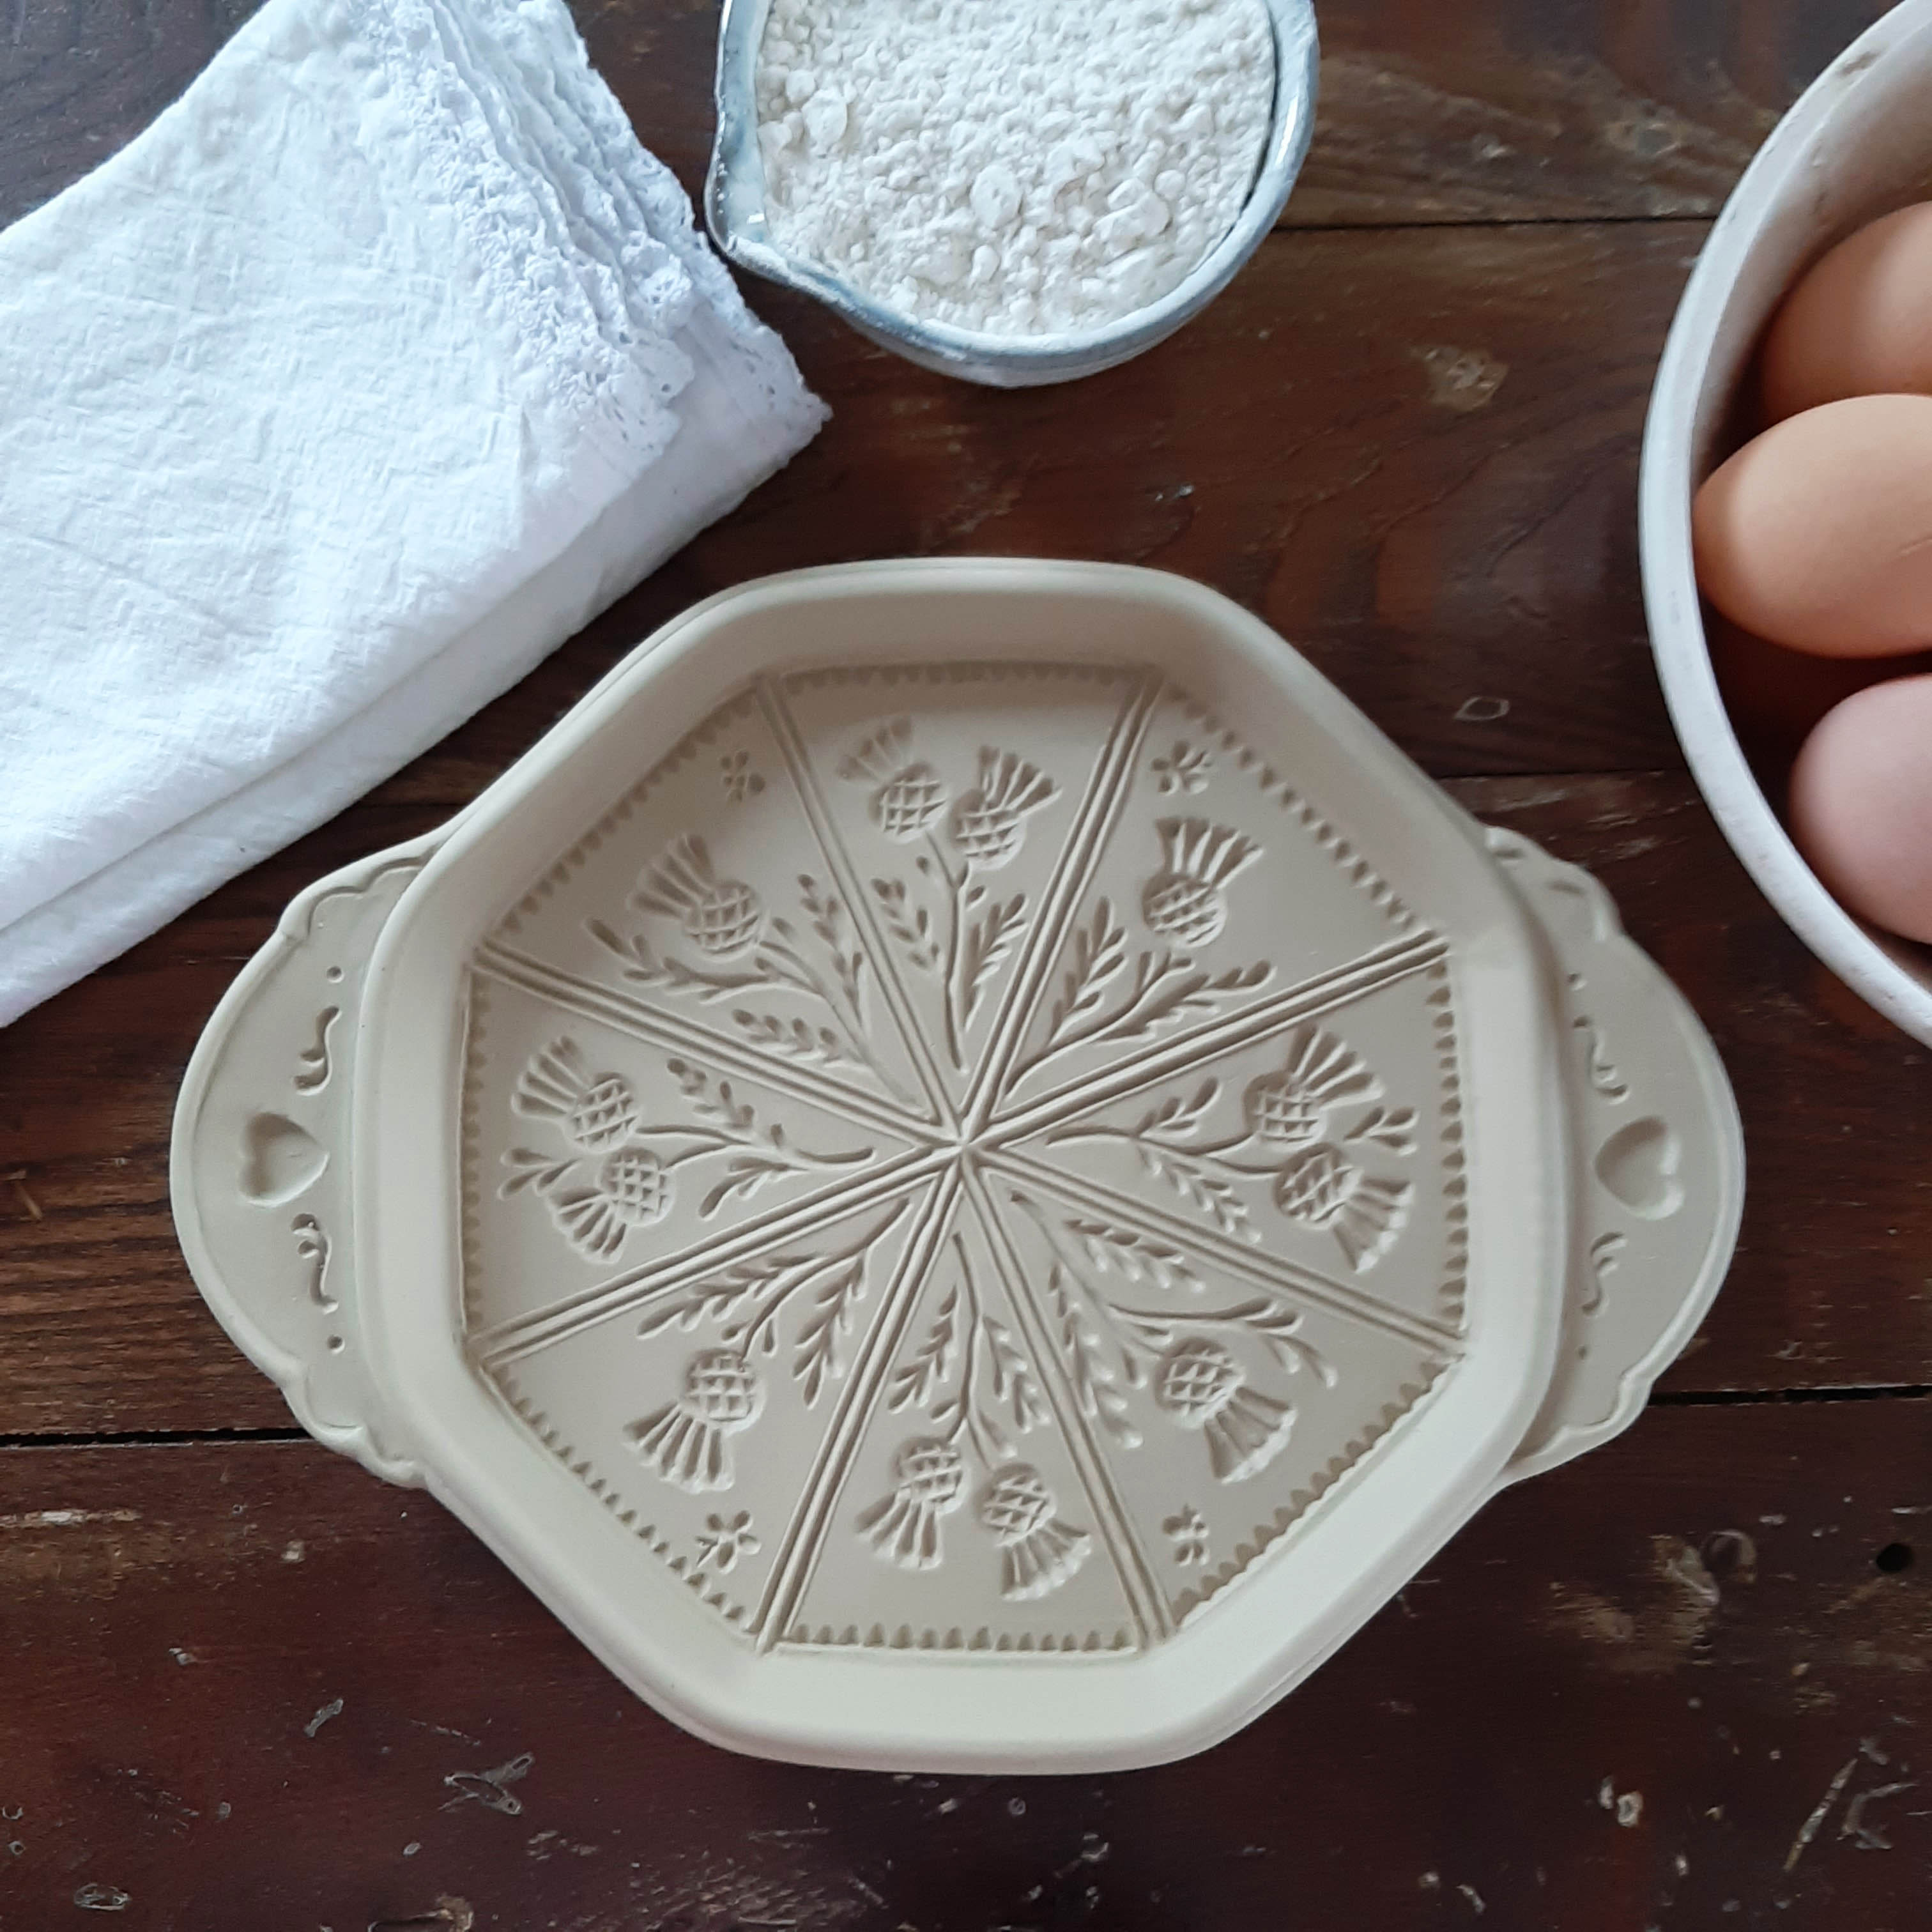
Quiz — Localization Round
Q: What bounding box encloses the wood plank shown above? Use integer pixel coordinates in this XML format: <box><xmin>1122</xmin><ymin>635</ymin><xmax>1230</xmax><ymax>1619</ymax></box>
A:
<box><xmin>1294</xmin><ymin>0</ymin><xmax>1894</xmax><ymax>226</ymax></box>
<box><xmin>0</xmin><ymin>1</ymin><xmax>1891</xmax><ymax>232</ymax></box>
<box><xmin>1</xmin><ymin>1409</ymin><xmax>1927</xmax><ymax>1927</ymax></box>
<box><xmin>0</xmin><ymin>0</ymin><xmax>260</xmax><ymax>231</ymax></box>
<box><xmin>369</xmin><ymin>219</ymin><xmax>1708</xmax><ymax>803</ymax></box>
<box><xmin>3</xmin><ymin>213</ymin><xmax>1715</xmax><ymax>800</ymax></box>
<box><xmin>6</xmin><ymin>775</ymin><xmax>1928</xmax><ymax>1440</ymax></box>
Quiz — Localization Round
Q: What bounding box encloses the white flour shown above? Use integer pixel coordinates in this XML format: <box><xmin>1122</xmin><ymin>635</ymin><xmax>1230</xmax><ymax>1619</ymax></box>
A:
<box><xmin>754</xmin><ymin>0</ymin><xmax>1276</xmax><ymax>337</ymax></box>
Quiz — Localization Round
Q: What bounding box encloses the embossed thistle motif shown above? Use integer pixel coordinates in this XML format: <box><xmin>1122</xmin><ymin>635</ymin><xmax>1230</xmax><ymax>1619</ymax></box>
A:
<box><xmin>857</xmin><ymin>1438</ymin><xmax>966</xmax><ymax>1571</ymax></box>
<box><xmin>634</xmin><ymin>834</ymin><xmax>764</xmax><ymax>958</ymax></box>
<box><xmin>513</xmin><ymin>1037</ymin><xmax>640</xmax><ymax>1149</ymax></box>
<box><xmin>948</xmin><ymin>749</ymin><xmax>1057</xmax><ymax>868</ymax></box>
<box><xmin>979</xmin><ymin>1464</ymin><xmax>1092</xmax><ymax>1602</ymax></box>
<box><xmin>590</xmin><ymin>873</ymin><xmax>907</xmax><ymax>1098</ymax></box>
<box><xmin>636</xmin><ymin>1201</ymin><xmax>909</xmax><ymax>1413</ymax></box>
<box><xmin>1050</xmin><ymin>1026</ymin><xmax>1417</xmax><ymax>1270</ymax></box>
<box><xmin>629</xmin><ymin>1349</ymin><xmax>765</xmax><ymax>1492</ymax></box>
<box><xmin>860</xmin><ymin>732</ymin><xmax>1054</xmax><ymax>1072</ymax></box>
<box><xmin>546</xmin><ymin>1146</ymin><xmax>674</xmax><ymax>1258</ymax></box>
<box><xmin>1018</xmin><ymin>896</ymin><xmax>1271</xmax><ymax>1085</ymax></box>
<box><xmin>1153</xmin><ymin>1338</ymin><xmax>1292</xmax><ymax>1482</ymax></box>
<box><xmin>1243</xmin><ymin>1027</ymin><xmax>1383</xmax><ymax>1149</ymax></box>
<box><xmin>863</xmin><ymin>1235</ymin><xmax>1050</xmax><ymax>1579</ymax></box>
<box><xmin>1271</xmin><ymin>1144</ymin><xmax>1414</xmax><ymax>1270</ymax></box>
<box><xmin>1140</xmin><ymin>818</ymin><xmax>1260</xmax><ymax>947</ymax></box>
<box><xmin>1014</xmin><ymin>1193</ymin><xmax>1337</xmax><ymax>1487</ymax></box>
<box><xmin>839</xmin><ymin>717</ymin><xmax>949</xmax><ymax>839</ymax></box>
<box><xmin>480</xmin><ymin>672</ymin><xmax>1459</xmax><ymax>1644</ymax></box>
<box><xmin>502</xmin><ymin>1039</ymin><xmax>870</xmax><ymax>1261</ymax></box>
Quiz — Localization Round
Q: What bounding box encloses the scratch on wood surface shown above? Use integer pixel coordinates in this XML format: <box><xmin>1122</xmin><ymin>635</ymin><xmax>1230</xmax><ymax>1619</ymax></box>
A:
<box><xmin>0</xmin><ymin>1508</ymin><xmax>140</xmax><ymax>1528</ymax></box>
<box><xmin>4</xmin><ymin>1169</ymin><xmax>41</xmax><ymax>1220</ymax></box>
<box><xmin>442</xmin><ymin>1752</ymin><xmax>532</xmax><ymax>1816</ymax></box>
<box><xmin>1784</xmin><ymin>1757</ymin><xmax>1859</xmax><ymax>1872</ymax></box>
<box><xmin>367</xmin><ymin>1897</ymin><xmax>473</xmax><ymax>1932</ymax></box>
<box><xmin>1841</xmin><ymin>1782</ymin><xmax>1917</xmax><ymax>1850</ymax></box>
<box><xmin>410</xmin><ymin>1719</ymin><xmax>482</xmax><ymax>1747</ymax></box>
<box><xmin>1827</xmin><ymin>1574</ymin><xmax>1892</xmax><ymax>1618</ymax></box>
<box><xmin>305</xmin><ymin>1697</ymin><xmax>344</xmax><ymax>1737</ymax></box>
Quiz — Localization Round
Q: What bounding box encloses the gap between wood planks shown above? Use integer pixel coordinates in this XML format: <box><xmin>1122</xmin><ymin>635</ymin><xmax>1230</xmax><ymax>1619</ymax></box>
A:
<box><xmin>3</xmin><ymin>1383</ymin><xmax>1931</xmax><ymax>1453</ymax></box>
<box><xmin>1269</xmin><ymin>212</ymin><xmax>1716</xmax><ymax>236</ymax></box>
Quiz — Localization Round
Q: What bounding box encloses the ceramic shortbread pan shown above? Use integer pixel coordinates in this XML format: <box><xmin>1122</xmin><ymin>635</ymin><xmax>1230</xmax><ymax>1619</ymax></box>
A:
<box><xmin>174</xmin><ymin>561</ymin><xmax>1743</xmax><ymax>1772</ymax></box>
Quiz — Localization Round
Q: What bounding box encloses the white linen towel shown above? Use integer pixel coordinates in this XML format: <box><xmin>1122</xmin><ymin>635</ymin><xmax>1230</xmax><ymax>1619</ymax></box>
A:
<box><xmin>0</xmin><ymin>0</ymin><xmax>826</xmax><ymax>1027</ymax></box>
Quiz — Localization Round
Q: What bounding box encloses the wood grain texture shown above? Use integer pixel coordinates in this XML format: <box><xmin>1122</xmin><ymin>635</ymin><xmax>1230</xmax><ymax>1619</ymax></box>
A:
<box><xmin>1294</xmin><ymin>0</ymin><xmax>1895</xmax><ymax>225</ymax></box>
<box><xmin>0</xmin><ymin>1</ymin><xmax>1893</xmax><ymax>230</ymax></box>
<box><xmin>4</xmin><ymin>775</ymin><xmax>1928</xmax><ymax>1441</ymax></box>
<box><xmin>0</xmin><ymin>0</ymin><xmax>260</xmax><ymax>228</ymax></box>
<box><xmin>4</xmin><ymin>0</ymin><xmax>1929</xmax><ymax>1907</ymax></box>
<box><xmin>218</xmin><ymin>220</ymin><xmax>1713</xmax><ymax>794</ymax></box>
<box><xmin>1</xmin><ymin>1414</ymin><xmax>1927</xmax><ymax>1929</ymax></box>
<box><xmin>712</xmin><ymin>222</ymin><xmax>1696</xmax><ymax>781</ymax></box>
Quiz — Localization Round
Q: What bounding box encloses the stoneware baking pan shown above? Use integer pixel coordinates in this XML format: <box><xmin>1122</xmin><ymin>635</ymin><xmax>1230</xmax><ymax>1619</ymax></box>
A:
<box><xmin>173</xmin><ymin>560</ymin><xmax>1743</xmax><ymax>1772</ymax></box>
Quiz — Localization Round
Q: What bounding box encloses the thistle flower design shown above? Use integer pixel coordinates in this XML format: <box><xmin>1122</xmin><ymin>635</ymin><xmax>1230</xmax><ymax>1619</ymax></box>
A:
<box><xmin>979</xmin><ymin>1465</ymin><xmax>1092</xmax><ymax>1601</ymax></box>
<box><xmin>512</xmin><ymin>1037</ymin><xmax>640</xmax><ymax>1151</ymax></box>
<box><xmin>839</xmin><ymin>718</ymin><xmax>948</xmax><ymax>840</ymax></box>
<box><xmin>948</xmin><ymin>749</ymin><xmax>1057</xmax><ymax>868</ymax></box>
<box><xmin>629</xmin><ymin>1349</ymin><xmax>765</xmax><ymax>1492</ymax></box>
<box><xmin>634</xmin><ymin>834</ymin><xmax>763</xmax><ymax>958</ymax></box>
<box><xmin>857</xmin><ymin>1437</ymin><xmax>967</xmax><ymax>1571</ymax></box>
<box><xmin>1271</xmin><ymin>1143</ymin><xmax>1413</xmax><ymax>1271</ymax></box>
<box><xmin>1153</xmin><ymin>1337</ymin><xmax>1292</xmax><ymax>1483</ymax></box>
<box><xmin>1242</xmin><ymin>1026</ymin><xmax>1381</xmax><ymax>1151</ymax></box>
<box><xmin>1140</xmin><ymin>818</ymin><xmax>1261</xmax><ymax>947</ymax></box>
<box><xmin>544</xmin><ymin>1147</ymin><xmax>673</xmax><ymax>1261</ymax></box>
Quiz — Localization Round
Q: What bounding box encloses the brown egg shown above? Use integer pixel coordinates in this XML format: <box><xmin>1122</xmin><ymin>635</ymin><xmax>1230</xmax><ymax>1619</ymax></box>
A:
<box><xmin>1790</xmin><ymin>673</ymin><xmax>1932</xmax><ymax>944</ymax></box>
<box><xmin>1762</xmin><ymin>203</ymin><xmax>1932</xmax><ymax>421</ymax></box>
<box><xmin>1706</xmin><ymin>611</ymin><xmax>1932</xmax><ymax>774</ymax></box>
<box><xmin>1692</xmin><ymin>394</ymin><xmax>1932</xmax><ymax>657</ymax></box>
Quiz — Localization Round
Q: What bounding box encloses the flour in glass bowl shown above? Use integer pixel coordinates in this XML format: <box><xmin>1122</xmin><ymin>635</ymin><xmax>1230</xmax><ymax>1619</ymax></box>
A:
<box><xmin>753</xmin><ymin>0</ymin><xmax>1276</xmax><ymax>337</ymax></box>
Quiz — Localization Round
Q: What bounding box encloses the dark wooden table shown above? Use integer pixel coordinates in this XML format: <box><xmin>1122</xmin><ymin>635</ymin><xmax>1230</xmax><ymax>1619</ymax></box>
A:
<box><xmin>5</xmin><ymin>4</ymin><xmax>1931</xmax><ymax>1927</ymax></box>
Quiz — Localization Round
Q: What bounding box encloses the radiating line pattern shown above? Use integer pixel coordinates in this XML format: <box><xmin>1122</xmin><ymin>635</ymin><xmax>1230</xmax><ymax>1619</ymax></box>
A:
<box><xmin>457</xmin><ymin>664</ymin><xmax>1469</xmax><ymax>1653</ymax></box>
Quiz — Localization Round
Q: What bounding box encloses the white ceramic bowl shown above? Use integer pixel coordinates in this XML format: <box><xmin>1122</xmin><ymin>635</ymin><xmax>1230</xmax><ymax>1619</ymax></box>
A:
<box><xmin>705</xmin><ymin>0</ymin><xmax>1319</xmax><ymax>388</ymax></box>
<box><xmin>1641</xmin><ymin>0</ymin><xmax>1932</xmax><ymax>1046</ymax></box>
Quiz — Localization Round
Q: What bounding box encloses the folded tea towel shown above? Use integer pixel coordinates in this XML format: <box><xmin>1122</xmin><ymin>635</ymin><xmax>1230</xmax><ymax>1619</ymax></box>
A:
<box><xmin>0</xmin><ymin>0</ymin><xmax>825</xmax><ymax>1027</ymax></box>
